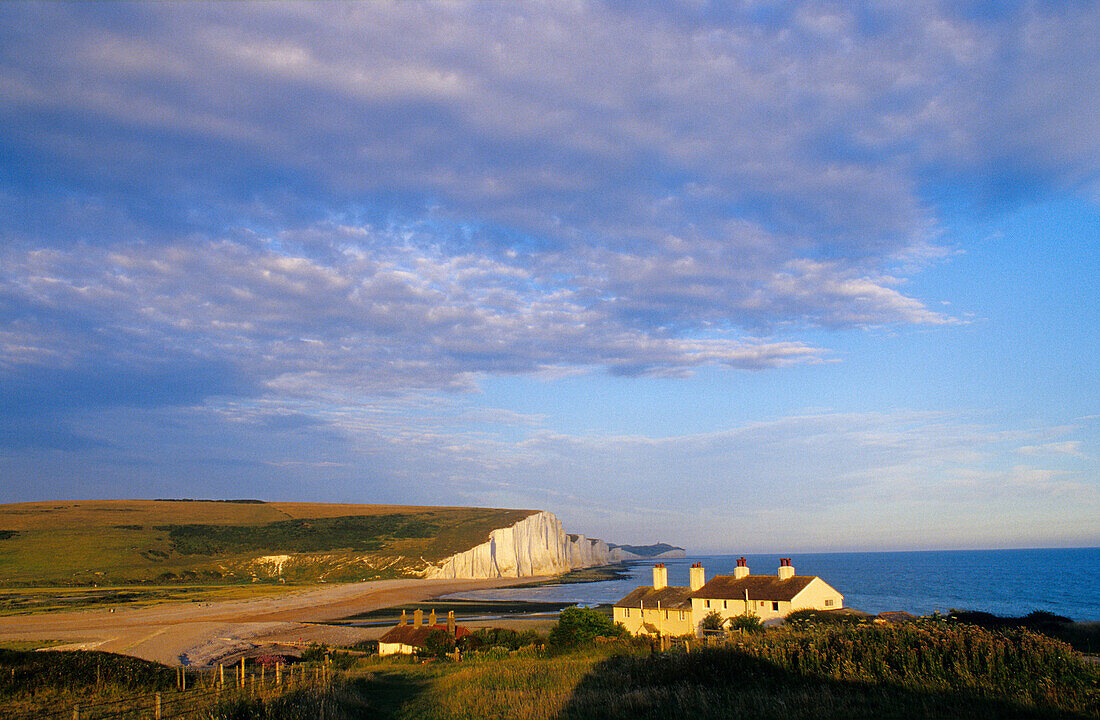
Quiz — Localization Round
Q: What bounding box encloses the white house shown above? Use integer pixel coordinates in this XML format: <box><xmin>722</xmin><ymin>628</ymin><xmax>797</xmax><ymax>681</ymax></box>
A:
<box><xmin>615</xmin><ymin>557</ymin><xmax>845</xmax><ymax>638</ymax></box>
<box><xmin>689</xmin><ymin>557</ymin><xmax>844</xmax><ymax>628</ymax></box>
<box><xmin>612</xmin><ymin>563</ymin><xmax>697</xmax><ymax>637</ymax></box>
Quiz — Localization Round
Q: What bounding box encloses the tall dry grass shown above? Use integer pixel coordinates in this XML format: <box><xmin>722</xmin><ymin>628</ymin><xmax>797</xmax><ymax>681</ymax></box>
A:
<box><xmin>203</xmin><ymin>621</ymin><xmax>1100</xmax><ymax>719</ymax></box>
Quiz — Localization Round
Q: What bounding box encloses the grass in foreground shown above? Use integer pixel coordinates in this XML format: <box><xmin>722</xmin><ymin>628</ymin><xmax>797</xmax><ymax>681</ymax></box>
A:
<box><xmin>0</xmin><ymin>648</ymin><xmax>177</xmax><ymax>718</ymax></box>
<box><xmin>209</xmin><ymin>621</ymin><xmax>1100</xmax><ymax>720</ymax></box>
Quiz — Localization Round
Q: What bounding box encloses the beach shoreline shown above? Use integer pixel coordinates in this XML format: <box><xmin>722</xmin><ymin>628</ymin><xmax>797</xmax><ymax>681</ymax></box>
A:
<box><xmin>0</xmin><ymin>576</ymin><xmax>550</xmax><ymax>667</ymax></box>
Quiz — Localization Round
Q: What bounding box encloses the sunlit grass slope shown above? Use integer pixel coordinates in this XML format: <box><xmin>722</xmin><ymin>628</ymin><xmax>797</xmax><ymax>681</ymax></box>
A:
<box><xmin>0</xmin><ymin>500</ymin><xmax>534</xmax><ymax>587</ymax></box>
<box><xmin>236</xmin><ymin>623</ymin><xmax>1100</xmax><ymax>720</ymax></box>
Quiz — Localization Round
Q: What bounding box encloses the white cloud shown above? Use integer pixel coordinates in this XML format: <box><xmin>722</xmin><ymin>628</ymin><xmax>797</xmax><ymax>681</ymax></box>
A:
<box><xmin>0</xmin><ymin>235</ymin><xmax>830</xmax><ymax>395</ymax></box>
<box><xmin>1016</xmin><ymin>441</ymin><xmax>1087</xmax><ymax>458</ymax></box>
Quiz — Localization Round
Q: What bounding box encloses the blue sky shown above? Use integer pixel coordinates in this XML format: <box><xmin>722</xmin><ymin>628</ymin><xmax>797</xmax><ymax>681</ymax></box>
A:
<box><xmin>1</xmin><ymin>2</ymin><xmax>1097</xmax><ymax>552</ymax></box>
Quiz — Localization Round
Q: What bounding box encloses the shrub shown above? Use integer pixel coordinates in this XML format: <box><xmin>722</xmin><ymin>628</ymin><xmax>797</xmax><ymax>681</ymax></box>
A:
<box><xmin>701</xmin><ymin>610</ymin><xmax>725</xmax><ymax>632</ymax></box>
<box><xmin>299</xmin><ymin>642</ymin><xmax>329</xmax><ymax>663</ymax></box>
<box><xmin>549</xmin><ymin>607</ymin><xmax>627</xmax><ymax>648</ymax></box>
<box><xmin>728</xmin><ymin>611</ymin><xmax>764</xmax><ymax>633</ymax></box>
<box><xmin>422</xmin><ymin>628</ymin><xmax>457</xmax><ymax>658</ymax></box>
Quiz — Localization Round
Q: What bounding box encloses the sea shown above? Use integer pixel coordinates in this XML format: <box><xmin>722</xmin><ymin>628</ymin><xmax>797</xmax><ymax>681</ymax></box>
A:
<box><xmin>443</xmin><ymin>547</ymin><xmax>1100</xmax><ymax>622</ymax></box>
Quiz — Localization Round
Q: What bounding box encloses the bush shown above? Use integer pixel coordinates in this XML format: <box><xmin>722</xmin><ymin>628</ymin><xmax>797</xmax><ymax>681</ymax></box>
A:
<box><xmin>701</xmin><ymin>610</ymin><xmax>725</xmax><ymax>632</ymax></box>
<box><xmin>549</xmin><ymin>607</ymin><xmax>627</xmax><ymax>648</ymax></box>
<box><xmin>297</xmin><ymin>642</ymin><xmax>355</xmax><ymax>668</ymax></box>
<box><xmin>728</xmin><ymin>611</ymin><xmax>764</xmax><ymax>633</ymax></box>
<box><xmin>422</xmin><ymin>628</ymin><xmax>457</xmax><ymax>658</ymax></box>
<box><xmin>299</xmin><ymin>642</ymin><xmax>329</xmax><ymax>663</ymax></box>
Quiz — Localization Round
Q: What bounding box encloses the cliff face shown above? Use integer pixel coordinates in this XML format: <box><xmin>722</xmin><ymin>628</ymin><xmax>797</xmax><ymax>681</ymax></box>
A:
<box><xmin>423</xmin><ymin>511</ymin><xmax>611</xmax><ymax>579</ymax></box>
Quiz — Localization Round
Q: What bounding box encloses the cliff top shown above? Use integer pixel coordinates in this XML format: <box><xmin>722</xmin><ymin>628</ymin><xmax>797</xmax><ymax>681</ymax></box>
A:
<box><xmin>0</xmin><ymin>500</ymin><xmax>537</xmax><ymax>586</ymax></box>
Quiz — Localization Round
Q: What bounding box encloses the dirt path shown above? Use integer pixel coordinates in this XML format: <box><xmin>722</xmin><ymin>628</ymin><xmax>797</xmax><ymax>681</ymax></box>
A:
<box><xmin>0</xmin><ymin>577</ymin><xmax>541</xmax><ymax>667</ymax></box>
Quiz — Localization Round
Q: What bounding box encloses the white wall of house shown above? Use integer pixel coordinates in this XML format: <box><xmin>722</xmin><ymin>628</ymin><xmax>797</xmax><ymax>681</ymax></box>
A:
<box><xmin>614</xmin><ymin>605</ymin><xmax>694</xmax><ymax>637</ymax></box>
<box><xmin>788</xmin><ymin>577</ymin><xmax>844</xmax><ymax>613</ymax></box>
<box><xmin>690</xmin><ymin>577</ymin><xmax>844</xmax><ymax>634</ymax></box>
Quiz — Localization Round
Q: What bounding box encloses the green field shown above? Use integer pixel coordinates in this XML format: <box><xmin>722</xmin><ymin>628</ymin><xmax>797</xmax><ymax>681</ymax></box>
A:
<box><xmin>0</xmin><ymin>500</ymin><xmax>534</xmax><ymax>587</ymax></box>
<box><xmin>0</xmin><ymin>584</ymin><xmax>295</xmax><ymax>616</ymax></box>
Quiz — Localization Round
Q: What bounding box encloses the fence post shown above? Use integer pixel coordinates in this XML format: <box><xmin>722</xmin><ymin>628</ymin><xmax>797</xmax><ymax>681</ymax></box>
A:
<box><xmin>240</xmin><ymin>657</ymin><xmax>246</xmax><ymax>687</ymax></box>
<box><xmin>219</xmin><ymin>663</ymin><xmax>225</xmax><ymax>688</ymax></box>
<box><xmin>181</xmin><ymin>667</ymin><xmax>186</xmax><ymax>691</ymax></box>
<box><xmin>155</xmin><ymin>692</ymin><xmax>162</xmax><ymax>720</ymax></box>
<box><xmin>275</xmin><ymin>661</ymin><xmax>282</xmax><ymax>686</ymax></box>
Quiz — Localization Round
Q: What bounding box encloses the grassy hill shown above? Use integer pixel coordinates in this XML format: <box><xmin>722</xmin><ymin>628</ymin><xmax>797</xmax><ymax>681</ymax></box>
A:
<box><xmin>0</xmin><ymin>500</ymin><xmax>535</xmax><ymax>587</ymax></box>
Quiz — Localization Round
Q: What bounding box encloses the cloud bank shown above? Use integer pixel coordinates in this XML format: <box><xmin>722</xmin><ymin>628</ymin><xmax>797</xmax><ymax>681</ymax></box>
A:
<box><xmin>0</xmin><ymin>2</ymin><xmax>1097</xmax><ymax>548</ymax></box>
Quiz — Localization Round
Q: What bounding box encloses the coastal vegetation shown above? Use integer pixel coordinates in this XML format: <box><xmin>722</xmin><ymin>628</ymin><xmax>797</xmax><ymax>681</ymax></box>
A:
<box><xmin>547</xmin><ymin>607</ymin><xmax>629</xmax><ymax>648</ymax></box>
<box><xmin>948</xmin><ymin>609</ymin><xmax>1100</xmax><ymax>655</ymax></box>
<box><xmin>0</xmin><ymin>500</ymin><xmax>534</xmax><ymax>587</ymax></box>
<box><xmin>0</xmin><ymin>584</ymin><xmax>294</xmax><ymax>617</ymax></box>
<box><xmin>8</xmin><ymin>613</ymin><xmax>1095</xmax><ymax>720</ymax></box>
<box><xmin>0</xmin><ymin>648</ymin><xmax>177</xmax><ymax>719</ymax></box>
<box><xmin>202</xmin><ymin>618</ymin><xmax>1098</xmax><ymax>719</ymax></box>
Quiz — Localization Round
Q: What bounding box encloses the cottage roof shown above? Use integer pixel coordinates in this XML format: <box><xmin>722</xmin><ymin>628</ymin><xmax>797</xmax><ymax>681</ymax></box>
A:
<box><xmin>613</xmin><ymin>585</ymin><xmax>693</xmax><ymax>610</ymax></box>
<box><xmin>378</xmin><ymin>623</ymin><xmax>471</xmax><ymax>647</ymax></box>
<box><xmin>689</xmin><ymin>574</ymin><xmax>817</xmax><ymax>602</ymax></box>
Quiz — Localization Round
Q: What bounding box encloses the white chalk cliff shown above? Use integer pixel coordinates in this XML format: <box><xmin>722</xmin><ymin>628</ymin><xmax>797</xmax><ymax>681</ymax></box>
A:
<box><xmin>424</xmin><ymin>511</ymin><xmax>612</xmax><ymax>579</ymax></box>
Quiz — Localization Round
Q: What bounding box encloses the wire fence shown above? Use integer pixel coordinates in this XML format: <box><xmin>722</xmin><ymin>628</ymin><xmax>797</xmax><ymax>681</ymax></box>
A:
<box><xmin>3</xmin><ymin>660</ymin><xmax>337</xmax><ymax>720</ymax></box>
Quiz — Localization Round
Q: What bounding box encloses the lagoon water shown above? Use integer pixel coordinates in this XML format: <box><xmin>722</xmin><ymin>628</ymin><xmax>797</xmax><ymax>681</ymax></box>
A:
<box><xmin>446</xmin><ymin>547</ymin><xmax>1100</xmax><ymax>622</ymax></box>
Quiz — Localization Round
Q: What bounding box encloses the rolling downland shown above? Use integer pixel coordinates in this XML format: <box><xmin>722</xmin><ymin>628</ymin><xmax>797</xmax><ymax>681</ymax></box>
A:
<box><xmin>0</xmin><ymin>500</ymin><xmax>535</xmax><ymax>588</ymax></box>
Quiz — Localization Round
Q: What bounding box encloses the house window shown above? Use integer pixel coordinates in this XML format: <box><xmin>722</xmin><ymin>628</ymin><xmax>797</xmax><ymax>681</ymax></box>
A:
<box><xmin>760</xmin><ymin>601</ymin><xmax>765</xmax><ymax>607</ymax></box>
<box><xmin>624</xmin><ymin>608</ymin><xmax>630</xmax><ymax>617</ymax></box>
<box><xmin>723</xmin><ymin>600</ymin><xmax>727</xmax><ymax>609</ymax></box>
<box><xmin>679</xmin><ymin>611</ymin><xmax>685</xmax><ymax>620</ymax></box>
<box><xmin>665</xmin><ymin>610</ymin><xmax>669</xmax><ymax>619</ymax></box>
<box><xmin>705</xmin><ymin>600</ymin><xmax>710</xmax><ymax>608</ymax></box>
<box><xmin>825</xmin><ymin>599</ymin><xmax>834</xmax><ymax>607</ymax></box>
<box><xmin>772</xmin><ymin>602</ymin><xmax>779</xmax><ymax>611</ymax></box>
